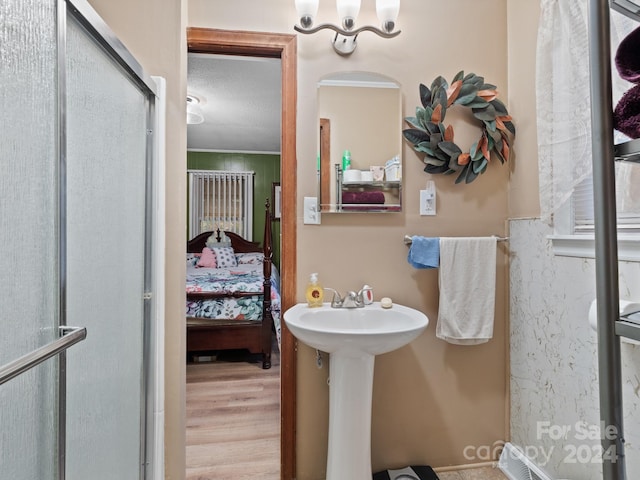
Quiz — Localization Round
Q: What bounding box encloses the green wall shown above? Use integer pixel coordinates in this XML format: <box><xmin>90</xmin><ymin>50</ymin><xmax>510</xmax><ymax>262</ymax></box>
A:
<box><xmin>187</xmin><ymin>151</ymin><xmax>281</xmax><ymax>269</ymax></box>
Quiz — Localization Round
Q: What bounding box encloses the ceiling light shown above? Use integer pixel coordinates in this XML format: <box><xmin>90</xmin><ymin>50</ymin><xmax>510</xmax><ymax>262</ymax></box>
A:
<box><xmin>294</xmin><ymin>0</ymin><xmax>401</xmax><ymax>56</ymax></box>
<box><xmin>186</xmin><ymin>95</ymin><xmax>204</xmax><ymax>125</ymax></box>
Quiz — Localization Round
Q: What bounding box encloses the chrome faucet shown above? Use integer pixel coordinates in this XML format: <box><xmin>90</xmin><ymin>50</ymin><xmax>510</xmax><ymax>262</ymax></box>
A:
<box><xmin>325</xmin><ymin>286</ymin><xmax>373</xmax><ymax>308</ymax></box>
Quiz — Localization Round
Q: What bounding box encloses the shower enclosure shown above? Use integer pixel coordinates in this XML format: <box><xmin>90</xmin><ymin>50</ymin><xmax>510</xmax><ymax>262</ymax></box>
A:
<box><xmin>0</xmin><ymin>1</ymin><xmax>160</xmax><ymax>478</ymax></box>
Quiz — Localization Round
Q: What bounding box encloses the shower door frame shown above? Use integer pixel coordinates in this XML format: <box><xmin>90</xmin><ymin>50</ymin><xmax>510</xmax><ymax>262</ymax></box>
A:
<box><xmin>59</xmin><ymin>1</ymin><xmax>163</xmax><ymax>478</ymax></box>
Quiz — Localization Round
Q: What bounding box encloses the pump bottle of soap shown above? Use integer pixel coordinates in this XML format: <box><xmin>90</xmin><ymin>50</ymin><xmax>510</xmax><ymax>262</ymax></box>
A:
<box><xmin>305</xmin><ymin>272</ymin><xmax>324</xmax><ymax>307</ymax></box>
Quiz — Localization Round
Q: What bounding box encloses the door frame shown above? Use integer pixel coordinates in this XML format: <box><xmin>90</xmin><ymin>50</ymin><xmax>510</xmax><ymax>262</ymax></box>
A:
<box><xmin>187</xmin><ymin>27</ymin><xmax>298</xmax><ymax>480</ymax></box>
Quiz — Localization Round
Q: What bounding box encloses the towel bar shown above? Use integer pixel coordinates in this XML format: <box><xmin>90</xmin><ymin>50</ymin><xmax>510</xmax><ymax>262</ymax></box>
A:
<box><xmin>403</xmin><ymin>235</ymin><xmax>509</xmax><ymax>245</ymax></box>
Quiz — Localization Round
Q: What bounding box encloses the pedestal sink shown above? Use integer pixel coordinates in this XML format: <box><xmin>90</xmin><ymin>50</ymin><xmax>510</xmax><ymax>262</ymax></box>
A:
<box><xmin>283</xmin><ymin>302</ymin><xmax>429</xmax><ymax>480</ymax></box>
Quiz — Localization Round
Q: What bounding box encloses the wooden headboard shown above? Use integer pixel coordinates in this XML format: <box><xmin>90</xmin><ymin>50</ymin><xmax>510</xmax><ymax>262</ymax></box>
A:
<box><xmin>187</xmin><ymin>199</ymin><xmax>273</xmax><ymax>266</ymax></box>
<box><xmin>187</xmin><ymin>230</ymin><xmax>262</xmax><ymax>253</ymax></box>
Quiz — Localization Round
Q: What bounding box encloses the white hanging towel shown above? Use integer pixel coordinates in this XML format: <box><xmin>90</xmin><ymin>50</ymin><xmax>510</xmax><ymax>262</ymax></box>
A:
<box><xmin>436</xmin><ymin>237</ymin><xmax>497</xmax><ymax>345</ymax></box>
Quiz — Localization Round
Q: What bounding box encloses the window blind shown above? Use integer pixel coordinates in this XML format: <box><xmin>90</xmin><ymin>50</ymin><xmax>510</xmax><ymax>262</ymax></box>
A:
<box><xmin>188</xmin><ymin>170</ymin><xmax>254</xmax><ymax>239</ymax></box>
<box><xmin>572</xmin><ymin>163</ymin><xmax>640</xmax><ymax>234</ymax></box>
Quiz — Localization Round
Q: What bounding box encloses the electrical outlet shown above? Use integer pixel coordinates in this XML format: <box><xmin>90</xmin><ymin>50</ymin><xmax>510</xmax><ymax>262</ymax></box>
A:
<box><xmin>420</xmin><ymin>189</ymin><xmax>436</xmax><ymax>216</ymax></box>
<box><xmin>303</xmin><ymin>197</ymin><xmax>321</xmax><ymax>224</ymax></box>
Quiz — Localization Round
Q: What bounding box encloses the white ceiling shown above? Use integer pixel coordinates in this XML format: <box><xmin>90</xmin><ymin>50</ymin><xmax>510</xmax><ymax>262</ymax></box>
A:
<box><xmin>187</xmin><ymin>53</ymin><xmax>282</xmax><ymax>154</ymax></box>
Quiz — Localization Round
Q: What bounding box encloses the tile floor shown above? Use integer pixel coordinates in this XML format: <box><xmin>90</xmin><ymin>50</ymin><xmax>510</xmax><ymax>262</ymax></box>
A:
<box><xmin>436</xmin><ymin>465</ymin><xmax>508</xmax><ymax>480</ymax></box>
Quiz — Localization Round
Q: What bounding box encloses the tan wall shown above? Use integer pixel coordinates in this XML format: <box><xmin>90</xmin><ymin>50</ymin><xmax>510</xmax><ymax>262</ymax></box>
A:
<box><xmin>86</xmin><ymin>1</ymin><xmax>187</xmax><ymax>479</ymax></box>
<box><xmin>189</xmin><ymin>1</ymin><xmax>510</xmax><ymax>478</ymax></box>
<box><xmin>80</xmin><ymin>0</ymin><xmax>538</xmax><ymax>478</ymax></box>
<box><xmin>506</xmin><ymin>1</ymin><xmax>541</xmax><ymax>218</ymax></box>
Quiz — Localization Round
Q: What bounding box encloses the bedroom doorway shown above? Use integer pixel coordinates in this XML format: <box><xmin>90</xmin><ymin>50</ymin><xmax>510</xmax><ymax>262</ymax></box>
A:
<box><xmin>185</xmin><ymin>28</ymin><xmax>297</xmax><ymax>480</ymax></box>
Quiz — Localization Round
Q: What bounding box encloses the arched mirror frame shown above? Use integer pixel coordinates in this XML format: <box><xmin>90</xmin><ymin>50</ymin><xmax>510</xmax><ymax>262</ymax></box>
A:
<box><xmin>187</xmin><ymin>27</ymin><xmax>298</xmax><ymax>480</ymax></box>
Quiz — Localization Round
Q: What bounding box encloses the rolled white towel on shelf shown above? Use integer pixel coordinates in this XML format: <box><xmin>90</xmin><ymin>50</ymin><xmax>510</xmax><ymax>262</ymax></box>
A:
<box><xmin>343</xmin><ymin>169</ymin><xmax>362</xmax><ymax>182</ymax></box>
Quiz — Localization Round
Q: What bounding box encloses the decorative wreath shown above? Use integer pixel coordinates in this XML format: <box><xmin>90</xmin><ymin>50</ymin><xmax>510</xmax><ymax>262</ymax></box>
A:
<box><xmin>403</xmin><ymin>71</ymin><xmax>515</xmax><ymax>184</ymax></box>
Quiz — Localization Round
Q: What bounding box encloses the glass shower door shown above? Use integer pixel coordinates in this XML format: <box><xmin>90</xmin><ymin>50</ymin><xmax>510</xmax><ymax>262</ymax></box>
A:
<box><xmin>0</xmin><ymin>1</ymin><xmax>62</xmax><ymax>479</ymax></box>
<box><xmin>1</xmin><ymin>1</ymin><xmax>158</xmax><ymax>478</ymax></box>
<box><xmin>63</xmin><ymin>11</ymin><xmax>150</xmax><ymax>479</ymax></box>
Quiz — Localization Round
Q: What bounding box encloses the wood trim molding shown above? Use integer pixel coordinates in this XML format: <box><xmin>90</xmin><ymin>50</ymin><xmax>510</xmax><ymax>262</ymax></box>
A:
<box><xmin>319</xmin><ymin>118</ymin><xmax>330</xmax><ymax>211</ymax></box>
<box><xmin>186</xmin><ymin>27</ymin><xmax>298</xmax><ymax>480</ymax></box>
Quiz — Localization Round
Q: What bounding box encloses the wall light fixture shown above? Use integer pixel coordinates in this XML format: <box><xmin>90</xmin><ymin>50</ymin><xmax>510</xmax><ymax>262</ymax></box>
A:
<box><xmin>294</xmin><ymin>0</ymin><xmax>401</xmax><ymax>56</ymax></box>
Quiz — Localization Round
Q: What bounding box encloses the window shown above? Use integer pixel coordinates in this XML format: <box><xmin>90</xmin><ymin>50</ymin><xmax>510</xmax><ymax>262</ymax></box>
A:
<box><xmin>551</xmin><ymin>157</ymin><xmax>640</xmax><ymax>261</ymax></box>
<box><xmin>188</xmin><ymin>170</ymin><xmax>254</xmax><ymax>239</ymax></box>
<box><xmin>572</xmin><ymin>160</ymin><xmax>640</xmax><ymax>235</ymax></box>
<box><xmin>536</xmin><ymin>2</ymin><xmax>640</xmax><ymax>259</ymax></box>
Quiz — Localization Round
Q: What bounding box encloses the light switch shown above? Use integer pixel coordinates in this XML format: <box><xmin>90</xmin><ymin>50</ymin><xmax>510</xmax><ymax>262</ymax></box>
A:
<box><xmin>304</xmin><ymin>197</ymin><xmax>321</xmax><ymax>224</ymax></box>
<box><xmin>420</xmin><ymin>181</ymin><xmax>436</xmax><ymax>216</ymax></box>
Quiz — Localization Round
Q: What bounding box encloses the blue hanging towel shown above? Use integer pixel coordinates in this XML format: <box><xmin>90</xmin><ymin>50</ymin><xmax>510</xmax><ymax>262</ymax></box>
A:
<box><xmin>407</xmin><ymin>236</ymin><xmax>440</xmax><ymax>269</ymax></box>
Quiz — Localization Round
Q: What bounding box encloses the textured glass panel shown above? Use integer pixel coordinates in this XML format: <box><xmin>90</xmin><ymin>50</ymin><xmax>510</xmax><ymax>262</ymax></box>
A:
<box><xmin>0</xmin><ymin>0</ymin><xmax>59</xmax><ymax>479</ymax></box>
<box><xmin>65</xmin><ymin>14</ymin><xmax>148</xmax><ymax>480</ymax></box>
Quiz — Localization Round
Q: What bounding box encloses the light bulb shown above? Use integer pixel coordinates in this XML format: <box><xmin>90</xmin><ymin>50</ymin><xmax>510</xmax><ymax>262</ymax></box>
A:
<box><xmin>376</xmin><ymin>0</ymin><xmax>399</xmax><ymax>33</ymax></box>
<box><xmin>337</xmin><ymin>0</ymin><xmax>361</xmax><ymax>30</ymax></box>
<box><xmin>295</xmin><ymin>0</ymin><xmax>319</xmax><ymax>29</ymax></box>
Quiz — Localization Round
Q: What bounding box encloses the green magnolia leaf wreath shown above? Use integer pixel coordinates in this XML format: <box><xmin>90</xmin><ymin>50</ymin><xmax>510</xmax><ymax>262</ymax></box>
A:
<box><xmin>403</xmin><ymin>71</ymin><xmax>516</xmax><ymax>184</ymax></box>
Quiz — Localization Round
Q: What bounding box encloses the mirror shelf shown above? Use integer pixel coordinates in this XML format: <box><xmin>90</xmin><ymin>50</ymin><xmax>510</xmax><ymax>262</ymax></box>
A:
<box><xmin>329</xmin><ymin>164</ymin><xmax>401</xmax><ymax>213</ymax></box>
<box><xmin>341</xmin><ymin>181</ymin><xmax>401</xmax><ymax>186</ymax></box>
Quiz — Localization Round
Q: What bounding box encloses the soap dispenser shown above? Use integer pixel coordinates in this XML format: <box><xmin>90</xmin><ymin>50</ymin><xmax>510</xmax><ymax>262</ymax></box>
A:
<box><xmin>305</xmin><ymin>272</ymin><xmax>324</xmax><ymax>308</ymax></box>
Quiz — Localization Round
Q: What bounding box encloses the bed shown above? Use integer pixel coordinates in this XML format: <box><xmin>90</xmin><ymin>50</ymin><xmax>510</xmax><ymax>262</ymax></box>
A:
<box><xmin>186</xmin><ymin>203</ymin><xmax>279</xmax><ymax>369</ymax></box>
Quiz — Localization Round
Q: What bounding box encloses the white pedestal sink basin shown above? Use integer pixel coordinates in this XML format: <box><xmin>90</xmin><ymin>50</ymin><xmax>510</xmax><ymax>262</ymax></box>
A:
<box><xmin>283</xmin><ymin>302</ymin><xmax>429</xmax><ymax>480</ymax></box>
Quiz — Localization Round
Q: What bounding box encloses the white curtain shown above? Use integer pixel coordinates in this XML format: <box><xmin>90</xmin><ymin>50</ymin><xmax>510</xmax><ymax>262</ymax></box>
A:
<box><xmin>536</xmin><ymin>0</ymin><xmax>635</xmax><ymax>224</ymax></box>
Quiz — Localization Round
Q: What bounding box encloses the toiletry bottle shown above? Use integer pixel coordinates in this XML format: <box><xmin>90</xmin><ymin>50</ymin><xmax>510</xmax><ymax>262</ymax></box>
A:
<box><xmin>342</xmin><ymin>150</ymin><xmax>351</xmax><ymax>171</ymax></box>
<box><xmin>306</xmin><ymin>273</ymin><xmax>324</xmax><ymax>307</ymax></box>
<box><xmin>361</xmin><ymin>285</ymin><xmax>374</xmax><ymax>305</ymax></box>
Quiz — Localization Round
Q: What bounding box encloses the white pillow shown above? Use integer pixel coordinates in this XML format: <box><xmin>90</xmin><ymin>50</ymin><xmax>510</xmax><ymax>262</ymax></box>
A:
<box><xmin>212</xmin><ymin>246</ymin><xmax>237</xmax><ymax>267</ymax></box>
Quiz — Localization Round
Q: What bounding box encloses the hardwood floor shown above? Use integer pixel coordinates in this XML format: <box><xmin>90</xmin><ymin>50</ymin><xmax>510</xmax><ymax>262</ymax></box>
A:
<box><xmin>186</xmin><ymin>345</ymin><xmax>280</xmax><ymax>480</ymax></box>
<box><xmin>185</xmin><ymin>343</ymin><xmax>507</xmax><ymax>480</ymax></box>
<box><xmin>437</xmin><ymin>465</ymin><xmax>508</xmax><ymax>479</ymax></box>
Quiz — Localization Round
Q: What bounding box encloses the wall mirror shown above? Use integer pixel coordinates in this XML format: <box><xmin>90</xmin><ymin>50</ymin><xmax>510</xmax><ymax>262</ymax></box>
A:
<box><xmin>317</xmin><ymin>72</ymin><xmax>402</xmax><ymax>213</ymax></box>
